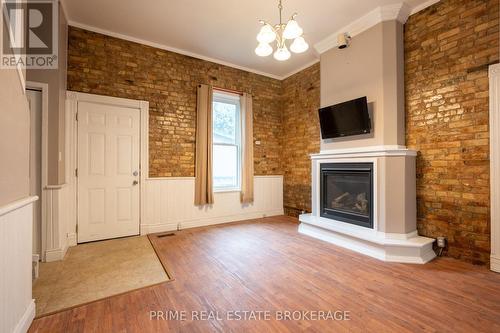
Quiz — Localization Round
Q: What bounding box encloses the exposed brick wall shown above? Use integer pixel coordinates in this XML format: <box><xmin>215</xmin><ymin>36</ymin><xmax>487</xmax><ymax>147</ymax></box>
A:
<box><xmin>281</xmin><ymin>64</ymin><xmax>321</xmax><ymax>217</ymax></box>
<box><xmin>68</xmin><ymin>27</ymin><xmax>282</xmax><ymax>177</ymax></box>
<box><xmin>405</xmin><ymin>0</ymin><xmax>499</xmax><ymax>264</ymax></box>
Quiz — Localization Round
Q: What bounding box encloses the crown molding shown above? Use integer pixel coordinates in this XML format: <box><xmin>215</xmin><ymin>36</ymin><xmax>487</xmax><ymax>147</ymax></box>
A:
<box><xmin>314</xmin><ymin>4</ymin><xmax>410</xmax><ymax>54</ymax></box>
<box><xmin>410</xmin><ymin>0</ymin><xmax>440</xmax><ymax>15</ymax></box>
<box><xmin>281</xmin><ymin>59</ymin><xmax>320</xmax><ymax>80</ymax></box>
<box><xmin>314</xmin><ymin>1</ymin><xmax>440</xmax><ymax>55</ymax></box>
<box><xmin>67</xmin><ymin>21</ymin><xmax>285</xmax><ymax>80</ymax></box>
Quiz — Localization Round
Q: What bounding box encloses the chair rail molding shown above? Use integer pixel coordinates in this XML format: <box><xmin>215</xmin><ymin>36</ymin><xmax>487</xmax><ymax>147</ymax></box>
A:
<box><xmin>490</xmin><ymin>64</ymin><xmax>500</xmax><ymax>273</ymax></box>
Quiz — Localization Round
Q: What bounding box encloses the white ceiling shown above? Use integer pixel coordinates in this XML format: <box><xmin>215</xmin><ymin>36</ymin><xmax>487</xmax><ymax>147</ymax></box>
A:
<box><xmin>61</xmin><ymin>0</ymin><xmax>436</xmax><ymax>79</ymax></box>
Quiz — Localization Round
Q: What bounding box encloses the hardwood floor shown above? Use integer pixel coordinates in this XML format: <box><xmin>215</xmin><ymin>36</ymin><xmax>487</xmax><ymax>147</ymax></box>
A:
<box><xmin>29</xmin><ymin>216</ymin><xmax>500</xmax><ymax>332</ymax></box>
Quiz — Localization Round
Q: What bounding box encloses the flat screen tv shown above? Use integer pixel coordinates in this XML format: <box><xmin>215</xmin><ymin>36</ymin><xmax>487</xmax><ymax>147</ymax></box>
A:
<box><xmin>318</xmin><ymin>97</ymin><xmax>371</xmax><ymax>139</ymax></box>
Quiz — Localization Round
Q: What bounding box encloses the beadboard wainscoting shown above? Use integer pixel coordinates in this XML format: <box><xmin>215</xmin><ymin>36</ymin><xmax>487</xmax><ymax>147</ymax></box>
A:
<box><xmin>142</xmin><ymin>176</ymin><xmax>284</xmax><ymax>234</ymax></box>
<box><xmin>43</xmin><ymin>184</ymin><xmax>77</xmax><ymax>262</ymax></box>
<box><xmin>0</xmin><ymin>197</ymin><xmax>37</xmax><ymax>333</ymax></box>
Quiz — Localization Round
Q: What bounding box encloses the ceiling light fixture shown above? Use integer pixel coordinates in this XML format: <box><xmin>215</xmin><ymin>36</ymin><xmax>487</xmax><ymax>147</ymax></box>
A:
<box><xmin>255</xmin><ymin>0</ymin><xmax>308</xmax><ymax>61</ymax></box>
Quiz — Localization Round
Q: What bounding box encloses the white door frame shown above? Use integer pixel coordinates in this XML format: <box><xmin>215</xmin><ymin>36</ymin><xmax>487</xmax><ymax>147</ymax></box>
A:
<box><xmin>66</xmin><ymin>91</ymin><xmax>149</xmax><ymax>241</ymax></box>
<box><xmin>490</xmin><ymin>64</ymin><xmax>500</xmax><ymax>273</ymax></box>
<box><xmin>26</xmin><ymin>81</ymin><xmax>50</xmax><ymax>260</ymax></box>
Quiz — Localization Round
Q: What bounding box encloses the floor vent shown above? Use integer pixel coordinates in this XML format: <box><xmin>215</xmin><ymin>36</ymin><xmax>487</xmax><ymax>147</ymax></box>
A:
<box><xmin>156</xmin><ymin>233</ymin><xmax>175</xmax><ymax>238</ymax></box>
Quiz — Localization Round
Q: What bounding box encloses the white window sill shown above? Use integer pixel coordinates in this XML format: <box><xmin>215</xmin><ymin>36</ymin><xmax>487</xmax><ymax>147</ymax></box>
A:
<box><xmin>214</xmin><ymin>188</ymin><xmax>241</xmax><ymax>193</ymax></box>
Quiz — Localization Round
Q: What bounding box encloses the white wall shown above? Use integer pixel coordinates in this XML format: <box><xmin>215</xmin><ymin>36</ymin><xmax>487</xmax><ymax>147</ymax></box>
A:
<box><xmin>142</xmin><ymin>176</ymin><xmax>284</xmax><ymax>234</ymax></box>
<box><xmin>0</xmin><ymin>198</ymin><xmax>37</xmax><ymax>333</ymax></box>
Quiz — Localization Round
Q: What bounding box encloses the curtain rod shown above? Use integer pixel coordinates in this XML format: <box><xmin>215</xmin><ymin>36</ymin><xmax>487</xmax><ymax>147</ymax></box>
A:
<box><xmin>212</xmin><ymin>86</ymin><xmax>244</xmax><ymax>96</ymax></box>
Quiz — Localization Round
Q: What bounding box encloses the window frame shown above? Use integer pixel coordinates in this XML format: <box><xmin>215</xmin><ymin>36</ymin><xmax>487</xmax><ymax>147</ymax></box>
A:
<box><xmin>212</xmin><ymin>91</ymin><xmax>242</xmax><ymax>192</ymax></box>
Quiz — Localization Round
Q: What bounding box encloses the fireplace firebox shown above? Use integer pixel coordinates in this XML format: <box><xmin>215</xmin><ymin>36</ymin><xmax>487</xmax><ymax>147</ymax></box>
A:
<box><xmin>320</xmin><ymin>163</ymin><xmax>374</xmax><ymax>228</ymax></box>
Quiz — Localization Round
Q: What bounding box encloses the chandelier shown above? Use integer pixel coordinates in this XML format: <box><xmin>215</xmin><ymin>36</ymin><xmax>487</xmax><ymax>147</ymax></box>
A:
<box><xmin>255</xmin><ymin>0</ymin><xmax>309</xmax><ymax>61</ymax></box>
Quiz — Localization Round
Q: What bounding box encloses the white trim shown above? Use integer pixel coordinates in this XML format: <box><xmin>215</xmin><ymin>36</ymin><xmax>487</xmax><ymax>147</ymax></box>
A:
<box><xmin>0</xmin><ymin>196</ymin><xmax>38</xmax><ymax>217</ymax></box>
<box><xmin>44</xmin><ymin>247</ymin><xmax>67</xmax><ymax>262</ymax></box>
<box><xmin>12</xmin><ymin>299</ymin><xmax>35</xmax><ymax>333</ymax></box>
<box><xmin>16</xmin><ymin>65</ymin><xmax>26</xmax><ymax>93</ymax></box>
<box><xmin>145</xmin><ymin>175</ymin><xmax>281</xmax><ymax>181</ymax></box>
<box><xmin>314</xmin><ymin>4</ymin><xmax>410</xmax><ymax>54</ymax></box>
<box><xmin>410</xmin><ymin>0</ymin><xmax>440</xmax><ymax>15</ymax></box>
<box><xmin>300</xmin><ymin>214</ymin><xmax>431</xmax><ymax>247</ymax></box>
<box><xmin>311</xmin><ymin>145</ymin><xmax>417</xmax><ymax>159</ymax></box>
<box><xmin>491</xmin><ymin>255</ymin><xmax>500</xmax><ymax>272</ymax></box>
<box><xmin>314</xmin><ymin>2</ymin><xmax>439</xmax><ymax>54</ymax></box>
<box><xmin>67</xmin><ymin>91</ymin><xmax>149</xmax><ymax>243</ymax></box>
<box><xmin>178</xmin><ymin>209</ymin><xmax>284</xmax><ymax>230</ymax></box>
<box><xmin>140</xmin><ymin>223</ymin><xmax>179</xmax><ymax>235</ymax></box>
<box><xmin>378</xmin><ymin>230</ymin><xmax>419</xmax><ymax>240</ymax></box>
<box><xmin>490</xmin><ymin>64</ymin><xmax>500</xmax><ymax>273</ymax></box>
<box><xmin>66</xmin><ymin>232</ymin><xmax>77</xmax><ymax>246</ymax></box>
<box><xmin>44</xmin><ymin>183</ymin><xmax>67</xmax><ymax>190</ymax></box>
<box><xmin>26</xmin><ymin>81</ymin><xmax>50</xmax><ymax>262</ymax></box>
<box><xmin>67</xmin><ymin>21</ymin><xmax>284</xmax><ymax>81</ymax></box>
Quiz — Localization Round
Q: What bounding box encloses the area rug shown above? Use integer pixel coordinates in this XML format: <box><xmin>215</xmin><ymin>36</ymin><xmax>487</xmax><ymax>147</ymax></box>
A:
<box><xmin>33</xmin><ymin>236</ymin><xmax>170</xmax><ymax>317</ymax></box>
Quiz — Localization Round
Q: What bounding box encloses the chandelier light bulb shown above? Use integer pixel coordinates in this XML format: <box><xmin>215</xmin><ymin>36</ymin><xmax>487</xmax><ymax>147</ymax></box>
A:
<box><xmin>283</xmin><ymin>19</ymin><xmax>303</xmax><ymax>40</ymax></box>
<box><xmin>290</xmin><ymin>36</ymin><xmax>309</xmax><ymax>53</ymax></box>
<box><xmin>257</xmin><ymin>24</ymin><xmax>277</xmax><ymax>44</ymax></box>
<box><xmin>255</xmin><ymin>43</ymin><xmax>273</xmax><ymax>57</ymax></box>
<box><xmin>273</xmin><ymin>46</ymin><xmax>291</xmax><ymax>61</ymax></box>
<box><xmin>255</xmin><ymin>1</ymin><xmax>307</xmax><ymax>61</ymax></box>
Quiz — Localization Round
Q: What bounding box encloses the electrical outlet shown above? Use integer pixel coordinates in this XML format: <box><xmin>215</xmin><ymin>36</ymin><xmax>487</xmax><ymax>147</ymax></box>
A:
<box><xmin>437</xmin><ymin>237</ymin><xmax>446</xmax><ymax>248</ymax></box>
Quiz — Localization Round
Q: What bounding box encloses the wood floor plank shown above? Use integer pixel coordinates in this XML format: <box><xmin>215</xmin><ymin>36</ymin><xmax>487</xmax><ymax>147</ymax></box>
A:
<box><xmin>29</xmin><ymin>216</ymin><xmax>500</xmax><ymax>332</ymax></box>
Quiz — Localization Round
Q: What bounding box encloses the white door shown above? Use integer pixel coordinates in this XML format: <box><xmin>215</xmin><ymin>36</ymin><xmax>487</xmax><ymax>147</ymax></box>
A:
<box><xmin>77</xmin><ymin>101</ymin><xmax>141</xmax><ymax>243</ymax></box>
<box><xmin>27</xmin><ymin>89</ymin><xmax>42</xmax><ymax>255</ymax></box>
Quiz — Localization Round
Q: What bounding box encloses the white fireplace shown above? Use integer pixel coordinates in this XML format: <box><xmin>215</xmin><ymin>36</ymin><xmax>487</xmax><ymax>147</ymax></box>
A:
<box><xmin>302</xmin><ymin>8</ymin><xmax>436</xmax><ymax>264</ymax></box>
<box><xmin>299</xmin><ymin>145</ymin><xmax>436</xmax><ymax>264</ymax></box>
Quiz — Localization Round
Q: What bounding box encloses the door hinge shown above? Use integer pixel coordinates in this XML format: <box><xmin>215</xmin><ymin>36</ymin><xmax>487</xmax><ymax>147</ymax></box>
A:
<box><xmin>76</xmin><ymin>224</ymin><xmax>78</xmax><ymax>233</ymax></box>
<box><xmin>75</xmin><ymin>168</ymin><xmax>78</xmax><ymax>177</ymax></box>
<box><xmin>75</xmin><ymin>111</ymin><xmax>78</xmax><ymax>121</ymax></box>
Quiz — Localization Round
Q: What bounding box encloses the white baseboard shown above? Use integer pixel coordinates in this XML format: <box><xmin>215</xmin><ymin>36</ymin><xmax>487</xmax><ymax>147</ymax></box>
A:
<box><xmin>141</xmin><ymin>209</ymin><xmax>284</xmax><ymax>235</ymax></box>
<box><xmin>141</xmin><ymin>223</ymin><xmax>178</xmax><ymax>235</ymax></box>
<box><xmin>67</xmin><ymin>232</ymin><xmax>77</xmax><ymax>247</ymax></box>
<box><xmin>178</xmin><ymin>209</ymin><xmax>284</xmax><ymax>230</ymax></box>
<box><xmin>13</xmin><ymin>299</ymin><xmax>35</xmax><ymax>333</ymax></box>
<box><xmin>44</xmin><ymin>246</ymin><xmax>68</xmax><ymax>262</ymax></box>
<box><xmin>44</xmin><ymin>233</ymin><xmax>77</xmax><ymax>262</ymax></box>
<box><xmin>491</xmin><ymin>255</ymin><xmax>500</xmax><ymax>273</ymax></box>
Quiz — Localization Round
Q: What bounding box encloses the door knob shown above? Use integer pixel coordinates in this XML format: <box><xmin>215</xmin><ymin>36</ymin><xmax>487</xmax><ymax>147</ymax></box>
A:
<box><xmin>133</xmin><ymin>171</ymin><xmax>139</xmax><ymax>176</ymax></box>
<box><xmin>132</xmin><ymin>180</ymin><xmax>139</xmax><ymax>186</ymax></box>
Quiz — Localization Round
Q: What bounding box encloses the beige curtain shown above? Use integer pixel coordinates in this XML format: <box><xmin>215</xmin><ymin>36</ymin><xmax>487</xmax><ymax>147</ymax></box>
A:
<box><xmin>194</xmin><ymin>84</ymin><xmax>214</xmax><ymax>206</ymax></box>
<box><xmin>240</xmin><ymin>93</ymin><xmax>254</xmax><ymax>204</ymax></box>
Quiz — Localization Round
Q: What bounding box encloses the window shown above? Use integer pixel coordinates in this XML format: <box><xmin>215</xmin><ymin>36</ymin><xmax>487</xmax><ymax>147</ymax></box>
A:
<box><xmin>212</xmin><ymin>92</ymin><xmax>241</xmax><ymax>191</ymax></box>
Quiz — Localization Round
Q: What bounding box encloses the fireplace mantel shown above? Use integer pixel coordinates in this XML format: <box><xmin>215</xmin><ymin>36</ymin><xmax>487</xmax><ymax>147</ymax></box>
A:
<box><xmin>299</xmin><ymin>145</ymin><xmax>436</xmax><ymax>264</ymax></box>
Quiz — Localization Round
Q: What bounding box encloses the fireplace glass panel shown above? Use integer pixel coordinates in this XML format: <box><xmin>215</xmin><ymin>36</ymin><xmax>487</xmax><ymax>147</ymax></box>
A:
<box><xmin>320</xmin><ymin>163</ymin><xmax>373</xmax><ymax>228</ymax></box>
<box><xmin>325</xmin><ymin>173</ymin><xmax>370</xmax><ymax>217</ymax></box>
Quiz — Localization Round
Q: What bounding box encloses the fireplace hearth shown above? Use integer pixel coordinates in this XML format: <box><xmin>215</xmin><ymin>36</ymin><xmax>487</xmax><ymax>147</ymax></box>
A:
<box><xmin>320</xmin><ymin>163</ymin><xmax>373</xmax><ymax>228</ymax></box>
